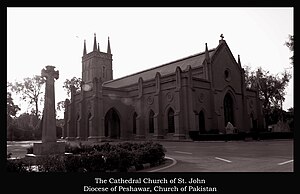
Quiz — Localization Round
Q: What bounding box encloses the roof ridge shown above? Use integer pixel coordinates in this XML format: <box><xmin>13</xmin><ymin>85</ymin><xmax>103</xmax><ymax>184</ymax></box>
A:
<box><xmin>103</xmin><ymin>48</ymin><xmax>216</xmax><ymax>85</ymax></box>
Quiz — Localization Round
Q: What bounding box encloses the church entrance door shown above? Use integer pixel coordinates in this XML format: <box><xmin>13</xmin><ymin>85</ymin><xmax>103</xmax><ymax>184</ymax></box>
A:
<box><xmin>224</xmin><ymin>93</ymin><xmax>234</xmax><ymax>126</ymax></box>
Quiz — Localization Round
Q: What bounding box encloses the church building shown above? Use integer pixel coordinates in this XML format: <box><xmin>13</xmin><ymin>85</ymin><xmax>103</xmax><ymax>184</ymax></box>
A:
<box><xmin>63</xmin><ymin>34</ymin><xmax>264</xmax><ymax>141</ymax></box>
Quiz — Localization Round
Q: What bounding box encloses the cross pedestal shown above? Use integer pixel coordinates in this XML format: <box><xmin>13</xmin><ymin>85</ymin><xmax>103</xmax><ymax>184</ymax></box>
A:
<box><xmin>33</xmin><ymin>141</ymin><xmax>65</xmax><ymax>156</ymax></box>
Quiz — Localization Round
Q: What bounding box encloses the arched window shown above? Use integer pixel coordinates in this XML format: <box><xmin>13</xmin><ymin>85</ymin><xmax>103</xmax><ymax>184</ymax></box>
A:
<box><xmin>250</xmin><ymin>113</ymin><xmax>257</xmax><ymax>131</ymax></box>
<box><xmin>133</xmin><ymin>112</ymin><xmax>137</xmax><ymax>134</ymax></box>
<box><xmin>76</xmin><ymin>115</ymin><xmax>80</xmax><ymax>138</ymax></box>
<box><xmin>168</xmin><ymin>108</ymin><xmax>175</xmax><ymax>133</ymax></box>
<box><xmin>199</xmin><ymin>110</ymin><xmax>206</xmax><ymax>133</ymax></box>
<box><xmin>149</xmin><ymin>110</ymin><xmax>154</xmax><ymax>133</ymax></box>
<box><xmin>87</xmin><ymin>112</ymin><xmax>92</xmax><ymax>138</ymax></box>
<box><xmin>224</xmin><ymin>93</ymin><xmax>234</xmax><ymax>126</ymax></box>
<box><xmin>102</xmin><ymin>66</ymin><xmax>106</xmax><ymax>78</ymax></box>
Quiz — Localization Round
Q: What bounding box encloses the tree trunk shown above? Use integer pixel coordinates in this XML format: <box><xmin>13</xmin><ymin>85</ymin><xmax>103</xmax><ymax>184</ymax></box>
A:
<box><xmin>35</xmin><ymin>100</ymin><xmax>39</xmax><ymax>120</ymax></box>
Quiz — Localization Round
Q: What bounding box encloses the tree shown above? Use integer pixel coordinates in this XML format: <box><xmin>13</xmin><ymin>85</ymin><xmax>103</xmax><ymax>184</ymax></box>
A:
<box><xmin>15</xmin><ymin>113</ymin><xmax>39</xmax><ymax>140</ymax></box>
<box><xmin>8</xmin><ymin>76</ymin><xmax>45</xmax><ymax>120</ymax></box>
<box><xmin>56</xmin><ymin>101</ymin><xmax>65</xmax><ymax>112</ymax></box>
<box><xmin>16</xmin><ymin>113</ymin><xmax>39</xmax><ymax>131</ymax></box>
<box><xmin>285</xmin><ymin>34</ymin><xmax>294</xmax><ymax>65</ymax></box>
<box><xmin>7</xmin><ymin>92</ymin><xmax>20</xmax><ymax>120</ymax></box>
<box><xmin>7</xmin><ymin>92</ymin><xmax>20</xmax><ymax>140</ymax></box>
<box><xmin>63</xmin><ymin>77</ymin><xmax>82</xmax><ymax>97</ymax></box>
<box><xmin>57</xmin><ymin>77</ymin><xmax>82</xmax><ymax>112</ymax></box>
<box><xmin>243</xmin><ymin>66</ymin><xmax>256</xmax><ymax>89</ymax></box>
<box><xmin>244</xmin><ymin>66</ymin><xmax>292</xmax><ymax>126</ymax></box>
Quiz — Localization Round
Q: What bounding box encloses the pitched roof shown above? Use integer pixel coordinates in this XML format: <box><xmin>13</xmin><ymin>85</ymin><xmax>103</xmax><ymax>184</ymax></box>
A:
<box><xmin>103</xmin><ymin>48</ymin><xmax>216</xmax><ymax>88</ymax></box>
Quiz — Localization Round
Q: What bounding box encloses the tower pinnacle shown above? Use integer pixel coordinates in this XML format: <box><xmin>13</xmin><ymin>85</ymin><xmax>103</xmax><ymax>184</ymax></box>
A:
<box><xmin>93</xmin><ymin>33</ymin><xmax>97</xmax><ymax>51</ymax></box>
<box><xmin>238</xmin><ymin>55</ymin><xmax>241</xmax><ymax>67</ymax></box>
<box><xmin>205</xmin><ymin>43</ymin><xmax>210</xmax><ymax>62</ymax></box>
<box><xmin>107</xmin><ymin>36</ymin><xmax>111</xmax><ymax>54</ymax></box>
<box><xmin>83</xmin><ymin>40</ymin><xmax>87</xmax><ymax>55</ymax></box>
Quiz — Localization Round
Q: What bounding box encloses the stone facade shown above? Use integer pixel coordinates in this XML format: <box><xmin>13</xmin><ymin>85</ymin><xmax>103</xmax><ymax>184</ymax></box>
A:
<box><xmin>64</xmin><ymin>34</ymin><xmax>264</xmax><ymax>141</ymax></box>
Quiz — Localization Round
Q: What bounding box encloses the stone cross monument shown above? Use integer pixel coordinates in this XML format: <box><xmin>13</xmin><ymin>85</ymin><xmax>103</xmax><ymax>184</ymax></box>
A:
<box><xmin>41</xmin><ymin>66</ymin><xmax>59</xmax><ymax>142</ymax></box>
<box><xmin>33</xmin><ymin>66</ymin><xmax>65</xmax><ymax>156</ymax></box>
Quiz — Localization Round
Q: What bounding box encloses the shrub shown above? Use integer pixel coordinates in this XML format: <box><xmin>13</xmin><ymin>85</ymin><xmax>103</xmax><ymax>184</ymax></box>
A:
<box><xmin>84</xmin><ymin>152</ymin><xmax>106</xmax><ymax>172</ymax></box>
<box><xmin>134</xmin><ymin>141</ymin><xmax>166</xmax><ymax>165</ymax></box>
<box><xmin>6</xmin><ymin>159</ymin><xmax>30</xmax><ymax>172</ymax></box>
<box><xmin>65</xmin><ymin>142</ymin><xmax>94</xmax><ymax>154</ymax></box>
<box><xmin>64</xmin><ymin>152</ymin><xmax>105</xmax><ymax>172</ymax></box>
<box><xmin>37</xmin><ymin>155</ymin><xmax>66</xmax><ymax>172</ymax></box>
<box><xmin>93</xmin><ymin>142</ymin><xmax>112</xmax><ymax>153</ymax></box>
<box><xmin>104</xmin><ymin>147</ymin><xmax>134</xmax><ymax>172</ymax></box>
<box><xmin>64</xmin><ymin>154</ymin><xmax>84</xmax><ymax>172</ymax></box>
<box><xmin>8</xmin><ymin>141</ymin><xmax>166</xmax><ymax>172</ymax></box>
<box><xmin>66</xmin><ymin>141</ymin><xmax>166</xmax><ymax>171</ymax></box>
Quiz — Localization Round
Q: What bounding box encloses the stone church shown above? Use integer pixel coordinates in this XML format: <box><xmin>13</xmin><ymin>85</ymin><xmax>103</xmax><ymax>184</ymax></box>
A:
<box><xmin>63</xmin><ymin>34</ymin><xmax>264</xmax><ymax>141</ymax></box>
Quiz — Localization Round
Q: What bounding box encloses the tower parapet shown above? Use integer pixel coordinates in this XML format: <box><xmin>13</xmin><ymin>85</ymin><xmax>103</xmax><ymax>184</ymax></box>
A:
<box><xmin>82</xmin><ymin>34</ymin><xmax>113</xmax><ymax>84</ymax></box>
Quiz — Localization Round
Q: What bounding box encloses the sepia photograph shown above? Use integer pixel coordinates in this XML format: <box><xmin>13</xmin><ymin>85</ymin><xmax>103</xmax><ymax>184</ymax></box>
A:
<box><xmin>5</xmin><ymin>7</ymin><xmax>294</xmax><ymax>193</ymax></box>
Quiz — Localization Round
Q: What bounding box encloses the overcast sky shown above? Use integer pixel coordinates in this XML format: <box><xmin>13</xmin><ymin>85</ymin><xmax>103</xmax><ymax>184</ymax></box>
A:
<box><xmin>7</xmin><ymin>7</ymin><xmax>294</xmax><ymax>118</ymax></box>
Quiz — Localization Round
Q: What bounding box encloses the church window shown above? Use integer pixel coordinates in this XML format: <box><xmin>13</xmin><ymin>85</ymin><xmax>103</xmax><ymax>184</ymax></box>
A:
<box><xmin>199</xmin><ymin>110</ymin><xmax>206</xmax><ymax>133</ymax></box>
<box><xmin>149</xmin><ymin>110</ymin><xmax>154</xmax><ymax>133</ymax></box>
<box><xmin>224</xmin><ymin>68</ymin><xmax>231</xmax><ymax>81</ymax></box>
<box><xmin>250</xmin><ymin>113</ymin><xmax>257</xmax><ymax>131</ymax></box>
<box><xmin>168</xmin><ymin>108</ymin><xmax>175</xmax><ymax>133</ymax></box>
<box><xmin>133</xmin><ymin>112</ymin><xmax>137</xmax><ymax>134</ymax></box>
<box><xmin>103</xmin><ymin>66</ymin><xmax>106</xmax><ymax>78</ymax></box>
<box><xmin>76</xmin><ymin>115</ymin><xmax>80</xmax><ymax>138</ymax></box>
<box><xmin>87</xmin><ymin>112</ymin><xmax>92</xmax><ymax>137</ymax></box>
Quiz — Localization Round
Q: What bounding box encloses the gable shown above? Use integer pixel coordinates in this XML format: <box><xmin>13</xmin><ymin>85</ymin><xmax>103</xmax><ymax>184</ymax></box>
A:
<box><xmin>210</xmin><ymin>41</ymin><xmax>242</xmax><ymax>93</ymax></box>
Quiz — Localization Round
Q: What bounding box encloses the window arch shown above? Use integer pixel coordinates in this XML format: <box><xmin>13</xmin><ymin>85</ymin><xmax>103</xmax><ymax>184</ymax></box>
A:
<box><xmin>168</xmin><ymin>108</ymin><xmax>175</xmax><ymax>133</ymax></box>
<box><xmin>133</xmin><ymin>112</ymin><xmax>137</xmax><ymax>134</ymax></box>
<box><xmin>149</xmin><ymin>110</ymin><xmax>154</xmax><ymax>133</ymax></box>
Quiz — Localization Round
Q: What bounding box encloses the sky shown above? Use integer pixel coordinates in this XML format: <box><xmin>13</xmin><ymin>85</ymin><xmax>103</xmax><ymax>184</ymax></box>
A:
<box><xmin>7</xmin><ymin>7</ymin><xmax>294</xmax><ymax>119</ymax></box>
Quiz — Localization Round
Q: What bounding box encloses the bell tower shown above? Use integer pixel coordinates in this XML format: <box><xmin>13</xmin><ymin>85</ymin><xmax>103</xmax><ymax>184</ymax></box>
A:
<box><xmin>82</xmin><ymin>33</ymin><xmax>113</xmax><ymax>84</ymax></box>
